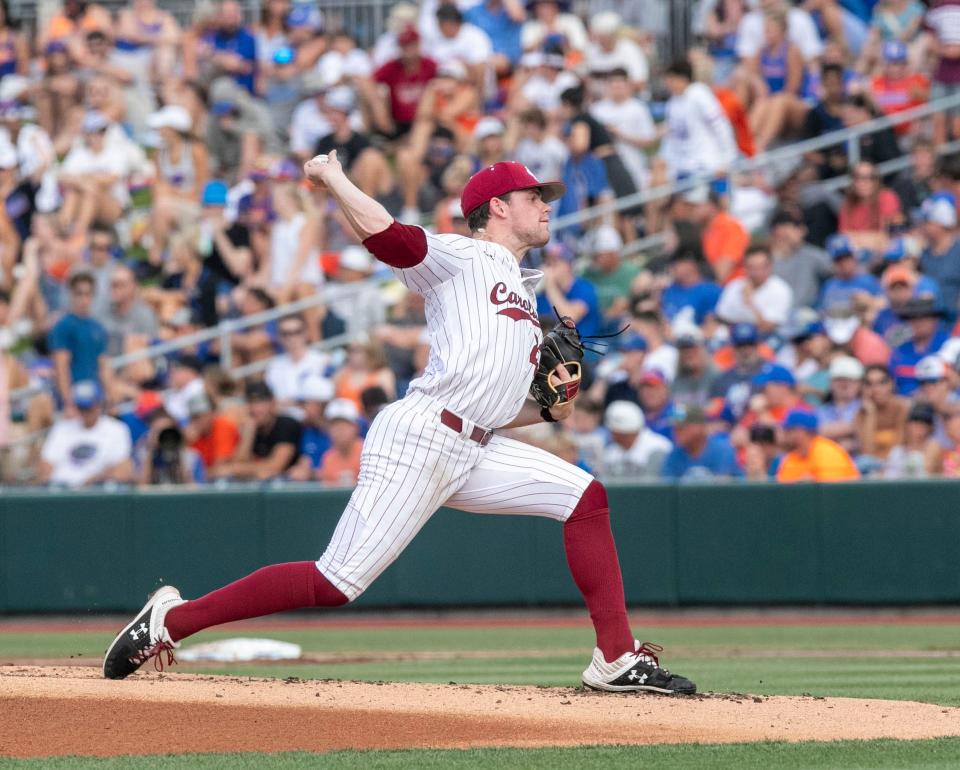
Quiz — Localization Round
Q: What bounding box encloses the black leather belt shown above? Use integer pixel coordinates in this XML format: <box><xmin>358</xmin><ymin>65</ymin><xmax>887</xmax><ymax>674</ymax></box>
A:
<box><xmin>440</xmin><ymin>409</ymin><xmax>494</xmax><ymax>446</ymax></box>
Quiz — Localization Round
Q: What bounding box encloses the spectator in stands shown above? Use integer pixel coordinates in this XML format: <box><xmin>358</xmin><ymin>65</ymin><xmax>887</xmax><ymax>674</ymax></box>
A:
<box><xmin>334</xmin><ymin>340</ymin><xmax>396</xmax><ymax>411</ymax></box>
<box><xmin>892</xmin><ymin>138</ymin><xmax>936</xmax><ymax>215</ymax></box>
<box><xmin>734</xmin><ymin>0</ymin><xmax>824</xmax><ymax>65</ymax></box>
<box><xmin>287</xmin><ymin>374</ymin><xmax>334</xmax><ymax>481</ymax></box>
<box><xmin>660</xmin><ymin>249</ymin><xmax>721</xmax><ymax>327</ymax></box>
<box><xmin>842</xmin><ymin>94</ymin><xmax>903</xmax><ymax>171</ymax></box>
<box><xmin>672</xmin><ymin>325</ymin><xmax>719</xmax><ymax>409</ymax></box>
<box><xmin>824</xmin><ymin>308</ymin><xmax>892</xmax><ymax>367</ymax></box>
<box><xmin>871</xmin><ymin>41</ymin><xmax>929</xmax><ymax>132</ymax></box>
<box><xmin>512</xmin><ymin>106</ymin><xmax>569</xmax><ymax>185</ymax></box>
<box><xmin>776</xmin><ymin>408</ymin><xmax>860</xmax><ymax>482</ymax></box>
<box><xmin>659</xmin><ymin>58</ymin><xmax>738</xmax><ymax>181</ymax></box>
<box><xmin>521</xmin><ymin>0</ymin><xmax>587</xmax><ymax>55</ymax></box>
<box><xmin>138</xmin><ymin>408</ymin><xmax>205</xmax><ymax>485</ymax></box>
<box><xmin>740</xmin><ymin>362</ymin><xmax>804</xmax><ymax>431</ymax></box>
<box><xmin>769</xmin><ymin>208</ymin><xmax>832</xmax><ymax>309</ymax></box>
<box><xmin>602</xmin><ymin>399</ymin><xmax>672</xmax><ymax>480</ymax></box>
<box><xmin>914</xmin><ymin>354</ymin><xmax>957</xmax><ymax>444</ymax></box>
<box><xmin>890</xmin><ymin>297</ymin><xmax>950</xmax><ymax>394</ymax></box>
<box><xmin>183</xmin><ymin>391</ymin><xmax>240</xmax><ymax>472</ymax></box>
<box><xmin>710</xmin><ymin>322</ymin><xmax>766</xmax><ymax>423</ymax></box>
<box><xmin>661</xmin><ymin>404</ymin><xmax>742</xmax><ymax>480</ymax></box>
<box><xmin>514</xmin><ymin>50</ymin><xmax>579</xmax><ymax>117</ymax></box>
<box><xmin>536</xmin><ymin>242</ymin><xmax>601</xmax><ymax>339</ymax></box>
<box><xmin>743</xmin><ymin>422</ymin><xmax>783</xmax><ymax>480</ymax></box>
<box><xmin>48</xmin><ymin>271</ymin><xmax>112</xmax><ymax>415</ymax></box>
<box><xmin>228</xmin><ymin>287</ymin><xmax>278</xmax><ymax>365</ymax></box>
<box><xmin>939</xmin><ymin>410</ymin><xmax>960</xmax><ymax>476</ymax></box>
<box><xmin>316</xmin><ymin>397</ymin><xmax>364</xmax><ymax>486</ymax></box>
<box><xmin>597</xmin><ymin>334</ymin><xmax>646</xmax><ymax>407</ymax></box>
<box><xmin>585</xmin><ymin>13</ymin><xmax>649</xmax><ymax>92</ymax></box>
<box><xmin>580</xmin><ymin>225</ymin><xmax>635</xmax><ymax>321</ymax></box>
<box><xmin>631</xmin><ymin>310</ymin><xmax>678</xmax><ymax>381</ymax></box>
<box><xmin>163</xmin><ymin>353</ymin><xmax>207</xmax><ymax>424</ymax></box>
<box><xmin>697</xmin><ymin>185</ymin><xmax>749</xmax><ymax>285</ymax></box>
<box><xmin>776</xmin><ymin>319</ymin><xmax>830</xmax><ymax>399</ymax></box>
<box><xmin>264</xmin><ymin>180</ymin><xmax>325</xmax><ymax>305</ymax></box>
<box><xmin>427</xmin><ymin>5</ymin><xmax>493</xmax><ymax>93</ymax></box>
<box><xmin>102</xmin><ymin>264</ymin><xmax>158</xmax><ymax>358</ymax></box>
<box><xmin>464</xmin><ymin>0</ymin><xmax>524</xmax><ymax>77</ymax></box>
<box><xmin>817</xmin><ymin>355</ymin><xmax>864</xmax><ymax>454</ymax></box>
<box><xmin>325</xmin><ymin>245</ymin><xmax>384</xmax><ymax>336</ymax></box>
<box><xmin>566</xmin><ymin>398</ymin><xmax>607</xmax><ymax>474</ymax></box>
<box><xmin>37</xmin><ymin>380</ymin><xmax>132</xmax><ymax>487</ymax></box>
<box><xmin>799</xmin><ymin>62</ymin><xmax>847</xmax><ymax>180</ymax></box>
<box><xmin>919</xmin><ymin>192</ymin><xmax>960</xmax><ymax>318</ymax></box>
<box><xmin>924</xmin><ymin>0</ymin><xmax>960</xmax><ymax>145</ymax></box>
<box><xmin>195</xmin><ymin>179</ymin><xmax>252</xmax><ymax>326</ymax></box>
<box><xmin>209</xmin><ymin>380</ymin><xmax>300</xmax><ymax>480</ymax></box>
<box><xmin>883</xmin><ymin>400</ymin><xmax>941</xmax><ymax>478</ymax></box>
<box><xmin>716</xmin><ymin>245</ymin><xmax>794</xmax><ymax>333</ymax></box>
<box><xmin>114</xmin><ymin>0</ymin><xmax>180</xmax><ymax>84</ymax></box>
<box><xmin>35</xmin><ymin>41</ymin><xmax>83</xmax><ymax>155</ymax></box>
<box><xmin>366</xmin><ymin>26</ymin><xmax>437</xmax><ymax>139</ymax></box>
<box><xmin>874</xmin><ymin>262</ymin><xmax>920</xmax><ymax>342</ymax></box>
<box><xmin>861</xmin><ymin>0</ymin><xmax>926</xmax><ymax>74</ymax></box>
<box><xmin>638</xmin><ymin>369</ymin><xmax>676</xmax><ymax>440</ymax></box>
<box><xmin>265</xmin><ymin>313</ymin><xmax>330</xmax><ymax>413</ymax></box>
<box><xmin>855</xmin><ymin>363</ymin><xmax>909</xmax><ymax>461</ymax></box>
<box><xmin>209</xmin><ymin>0</ymin><xmax>258</xmax><ymax>94</ymax></box>
<box><xmin>838</xmin><ymin>161</ymin><xmax>902</xmax><ymax>254</ymax></box>
<box><xmin>819</xmin><ymin>234</ymin><xmax>883</xmax><ymax>312</ymax></box>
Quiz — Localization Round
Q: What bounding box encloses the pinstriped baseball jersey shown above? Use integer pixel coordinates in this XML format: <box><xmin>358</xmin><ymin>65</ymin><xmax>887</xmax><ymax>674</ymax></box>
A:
<box><xmin>390</xmin><ymin>230</ymin><xmax>544</xmax><ymax>430</ymax></box>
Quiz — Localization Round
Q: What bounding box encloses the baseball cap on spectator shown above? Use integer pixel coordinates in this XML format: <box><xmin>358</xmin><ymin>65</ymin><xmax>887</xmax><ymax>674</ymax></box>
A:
<box><xmin>520</xmin><ymin>51</ymin><xmax>545</xmax><ymax>69</ymax></box>
<box><xmin>770</xmin><ymin>208</ymin><xmax>803</xmax><ymax>228</ymax></box>
<box><xmin>72</xmin><ymin>380</ymin><xmax>103</xmax><ymax>409</ymax></box>
<box><xmin>921</xmin><ymin>192</ymin><xmax>958</xmax><ymax>228</ymax></box>
<box><xmin>300</xmin><ymin>375</ymin><xmax>335</xmax><ymax>403</ymax></box>
<box><xmin>544</xmin><ymin>241</ymin><xmax>575</xmax><ymax>263</ymax></box>
<box><xmin>896</xmin><ymin>297</ymin><xmax>947</xmax><ymax>319</ymax></box>
<box><xmin>824</xmin><ymin>315</ymin><xmax>859</xmax><ymax>345</ymax></box>
<box><xmin>826</xmin><ymin>233</ymin><xmax>855</xmax><ymax>260</ymax></box>
<box><xmin>915</xmin><ymin>355</ymin><xmax>947</xmax><ymax>383</ymax></box>
<box><xmin>881</xmin><ymin>265</ymin><xmax>916</xmax><ymax>289</ymax></box>
<box><xmin>186</xmin><ymin>392</ymin><xmax>214</xmax><ymax>418</ymax></box>
<box><xmin>134</xmin><ymin>390</ymin><xmax>163</xmax><ymax>419</ymax></box>
<box><xmin>604</xmin><ymin>400</ymin><xmax>644</xmax><ymax>433</ymax></box>
<box><xmin>670</xmin><ymin>404</ymin><xmax>707</xmax><ymax>425</ymax></box>
<box><xmin>730</xmin><ymin>322</ymin><xmax>758</xmax><ymax>346</ymax></box>
<box><xmin>592</xmin><ymin>224</ymin><xmax>622</xmax><ymax>253</ymax></box>
<box><xmin>0</xmin><ymin>141</ymin><xmax>16</xmax><ymax>170</ymax></box>
<box><xmin>474</xmin><ymin>116</ymin><xmax>505</xmax><ymax>141</ymax></box>
<box><xmin>245</xmin><ymin>380</ymin><xmax>274</xmax><ymax>402</ymax></box>
<box><xmin>324</xmin><ymin>85</ymin><xmax>355</xmax><ymax>113</ymax></box>
<box><xmin>882</xmin><ymin>40</ymin><xmax>908</xmax><ymax>63</ymax></box>
<box><xmin>301</xmin><ymin>70</ymin><xmax>328</xmax><ymax>95</ymax></box>
<box><xmin>287</xmin><ymin>4</ymin><xmax>324</xmax><ymax>30</ymax></box>
<box><xmin>620</xmin><ymin>334</ymin><xmax>648</xmax><ymax>352</ymax></box>
<box><xmin>753</xmin><ymin>363</ymin><xmax>795</xmax><ymax>389</ymax></box>
<box><xmin>938</xmin><ymin>337</ymin><xmax>960</xmax><ymax>370</ymax></box>
<box><xmin>789</xmin><ymin>320</ymin><xmax>825</xmax><ymax>341</ymax></box>
<box><xmin>397</xmin><ymin>25</ymin><xmax>420</xmax><ymax>46</ymax></box>
<box><xmin>460</xmin><ymin>161</ymin><xmax>565</xmax><ymax>218</ymax></box>
<box><xmin>147</xmin><ymin>105</ymin><xmax>192</xmax><ymax>133</ymax></box>
<box><xmin>448</xmin><ymin>199</ymin><xmax>465</xmax><ymax>221</ymax></box>
<box><xmin>641</xmin><ymin>369</ymin><xmax>669</xmax><ymax>387</ymax></box>
<box><xmin>325</xmin><ymin>397</ymin><xmax>360</xmax><ymax>424</ymax></box>
<box><xmin>170</xmin><ymin>353</ymin><xmax>204</xmax><ymax>374</ymax></box>
<box><xmin>339</xmin><ymin>245</ymin><xmax>374</xmax><ymax>273</ymax></box>
<box><xmin>202</xmin><ymin>180</ymin><xmax>229</xmax><ymax>207</ymax></box>
<box><xmin>0</xmin><ymin>75</ymin><xmax>29</xmax><ymax>102</ymax></box>
<box><xmin>907</xmin><ymin>401</ymin><xmax>936</xmax><ymax>426</ymax></box>
<box><xmin>271</xmin><ymin>158</ymin><xmax>300</xmax><ymax>181</ymax></box>
<box><xmin>211</xmin><ymin>100</ymin><xmax>237</xmax><ymax>116</ymax></box>
<box><xmin>82</xmin><ymin>111</ymin><xmax>110</xmax><ymax>134</ymax></box>
<box><xmin>782</xmin><ymin>409</ymin><xmax>818</xmax><ymax>433</ymax></box>
<box><xmin>542</xmin><ymin>53</ymin><xmax>566</xmax><ymax>69</ymax></box>
<box><xmin>436</xmin><ymin>4</ymin><xmax>463</xmax><ymax>23</ymax></box>
<box><xmin>590</xmin><ymin>11</ymin><xmax>621</xmax><ymax>35</ymax></box>
<box><xmin>674</xmin><ymin>324</ymin><xmax>705</xmax><ymax>348</ymax></box>
<box><xmin>437</xmin><ymin>59</ymin><xmax>468</xmax><ymax>81</ymax></box>
<box><xmin>45</xmin><ymin>40</ymin><xmax>67</xmax><ymax>55</ymax></box>
<box><xmin>829</xmin><ymin>355</ymin><xmax>865</xmax><ymax>381</ymax></box>
<box><xmin>883</xmin><ymin>237</ymin><xmax>909</xmax><ymax>263</ymax></box>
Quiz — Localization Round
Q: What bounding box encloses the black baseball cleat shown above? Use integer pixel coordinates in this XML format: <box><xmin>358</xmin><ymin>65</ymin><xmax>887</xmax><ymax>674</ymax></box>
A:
<box><xmin>581</xmin><ymin>640</ymin><xmax>697</xmax><ymax>694</ymax></box>
<box><xmin>102</xmin><ymin>586</ymin><xmax>185</xmax><ymax>680</ymax></box>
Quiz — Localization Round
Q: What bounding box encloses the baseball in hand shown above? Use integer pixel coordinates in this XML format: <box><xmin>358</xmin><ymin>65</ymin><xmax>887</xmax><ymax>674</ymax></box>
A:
<box><xmin>304</xmin><ymin>150</ymin><xmax>340</xmax><ymax>187</ymax></box>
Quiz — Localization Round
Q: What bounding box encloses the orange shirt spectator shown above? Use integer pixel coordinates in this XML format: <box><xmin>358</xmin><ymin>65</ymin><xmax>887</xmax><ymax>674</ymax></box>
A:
<box><xmin>317</xmin><ymin>398</ymin><xmax>364</xmax><ymax>486</ymax></box>
<box><xmin>871</xmin><ymin>43</ymin><xmax>929</xmax><ymax>136</ymax></box>
<box><xmin>714</xmin><ymin>86</ymin><xmax>755</xmax><ymax>158</ymax></box>
<box><xmin>191</xmin><ymin>415</ymin><xmax>241</xmax><ymax>468</ymax></box>
<box><xmin>703</xmin><ymin>210</ymin><xmax>749</xmax><ymax>284</ymax></box>
<box><xmin>776</xmin><ymin>410</ymin><xmax>860</xmax><ymax>483</ymax></box>
<box><xmin>44</xmin><ymin>3</ymin><xmax>112</xmax><ymax>44</ymax></box>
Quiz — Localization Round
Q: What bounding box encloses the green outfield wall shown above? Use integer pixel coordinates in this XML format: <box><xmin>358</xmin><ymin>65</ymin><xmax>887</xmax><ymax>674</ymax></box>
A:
<box><xmin>2</xmin><ymin>480</ymin><xmax>959</xmax><ymax>612</ymax></box>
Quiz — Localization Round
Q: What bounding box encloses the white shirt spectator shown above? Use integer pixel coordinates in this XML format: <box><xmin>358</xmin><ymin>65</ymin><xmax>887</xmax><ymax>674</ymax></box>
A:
<box><xmin>513</xmin><ymin>135</ymin><xmax>569</xmax><ymax>186</ymax></box>
<box><xmin>61</xmin><ymin>126</ymin><xmax>142</xmax><ymax>207</ymax></box>
<box><xmin>424</xmin><ymin>21</ymin><xmax>493</xmax><ymax>66</ymax></box>
<box><xmin>521</xmin><ymin>15</ymin><xmax>588</xmax><ymax>52</ymax></box>
<box><xmin>660</xmin><ymin>81</ymin><xmax>738</xmax><ymax>179</ymax></box>
<box><xmin>735</xmin><ymin>7</ymin><xmax>824</xmax><ymax>61</ymax></box>
<box><xmin>590</xmin><ymin>96</ymin><xmax>656</xmax><ymax>188</ymax></box>
<box><xmin>643</xmin><ymin>344</ymin><xmax>679</xmax><ymax>383</ymax></box>
<box><xmin>603</xmin><ymin>429</ymin><xmax>673</xmax><ymax>479</ymax></box>
<box><xmin>269</xmin><ymin>212</ymin><xmax>324</xmax><ymax>288</ymax></box>
<box><xmin>289</xmin><ymin>99</ymin><xmax>334</xmax><ymax>157</ymax></box>
<box><xmin>41</xmin><ymin>415</ymin><xmax>132</xmax><ymax>488</ymax></box>
<box><xmin>520</xmin><ymin>70</ymin><xmax>581</xmax><ymax>113</ymax></box>
<box><xmin>584</xmin><ymin>37</ymin><xmax>649</xmax><ymax>85</ymax></box>
<box><xmin>266</xmin><ymin>349</ymin><xmax>332</xmax><ymax>405</ymax></box>
<box><xmin>163</xmin><ymin>377</ymin><xmax>206</xmax><ymax>425</ymax></box>
<box><xmin>716</xmin><ymin>275</ymin><xmax>794</xmax><ymax>326</ymax></box>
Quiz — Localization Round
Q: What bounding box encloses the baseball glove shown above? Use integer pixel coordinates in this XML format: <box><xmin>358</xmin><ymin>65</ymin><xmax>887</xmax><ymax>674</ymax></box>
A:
<box><xmin>530</xmin><ymin>316</ymin><xmax>585</xmax><ymax>409</ymax></box>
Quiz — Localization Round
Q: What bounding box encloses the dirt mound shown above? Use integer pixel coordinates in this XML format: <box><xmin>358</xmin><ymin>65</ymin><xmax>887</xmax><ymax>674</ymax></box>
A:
<box><xmin>3</xmin><ymin>666</ymin><xmax>960</xmax><ymax>757</ymax></box>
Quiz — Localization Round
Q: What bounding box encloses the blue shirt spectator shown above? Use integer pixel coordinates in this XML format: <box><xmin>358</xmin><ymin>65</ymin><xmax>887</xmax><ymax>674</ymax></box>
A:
<box><xmin>661</xmin><ymin>406</ymin><xmax>743</xmax><ymax>480</ymax></box>
<box><xmin>661</xmin><ymin>281</ymin><xmax>722</xmax><ymax>325</ymax></box>
<box><xmin>536</xmin><ymin>244</ymin><xmax>603</xmax><ymax>340</ymax></box>
<box><xmin>555</xmin><ymin>154</ymin><xmax>610</xmax><ymax>236</ymax></box>
<box><xmin>210</xmin><ymin>5</ymin><xmax>258</xmax><ymax>94</ymax></box>
<box><xmin>464</xmin><ymin>0</ymin><xmax>523</xmax><ymax>66</ymax></box>
<box><xmin>889</xmin><ymin>298</ymin><xmax>950</xmax><ymax>394</ymax></box>
<box><xmin>48</xmin><ymin>273</ymin><xmax>109</xmax><ymax>405</ymax></box>
<box><xmin>819</xmin><ymin>235</ymin><xmax>882</xmax><ymax>309</ymax></box>
<box><xmin>300</xmin><ymin>425</ymin><xmax>332</xmax><ymax>469</ymax></box>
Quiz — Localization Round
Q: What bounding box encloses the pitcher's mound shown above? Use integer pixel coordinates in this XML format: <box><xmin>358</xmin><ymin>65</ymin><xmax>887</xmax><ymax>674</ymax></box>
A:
<box><xmin>2</xmin><ymin>666</ymin><xmax>959</xmax><ymax>757</ymax></box>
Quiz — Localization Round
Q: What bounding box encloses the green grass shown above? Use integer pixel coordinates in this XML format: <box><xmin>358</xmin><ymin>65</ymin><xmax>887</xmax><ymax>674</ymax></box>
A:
<box><xmin>4</xmin><ymin>739</ymin><xmax>960</xmax><ymax>770</ymax></box>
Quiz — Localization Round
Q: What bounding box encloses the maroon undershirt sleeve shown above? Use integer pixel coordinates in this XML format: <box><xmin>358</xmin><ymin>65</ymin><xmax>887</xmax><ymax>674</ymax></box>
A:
<box><xmin>362</xmin><ymin>220</ymin><xmax>428</xmax><ymax>268</ymax></box>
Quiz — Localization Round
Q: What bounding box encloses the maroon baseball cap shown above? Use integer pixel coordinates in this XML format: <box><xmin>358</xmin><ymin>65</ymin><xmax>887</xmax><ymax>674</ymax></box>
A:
<box><xmin>460</xmin><ymin>161</ymin><xmax>565</xmax><ymax>218</ymax></box>
<box><xmin>397</xmin><ymin>25</ymin><xmax>419</xmax><ymax>46</ymax></box>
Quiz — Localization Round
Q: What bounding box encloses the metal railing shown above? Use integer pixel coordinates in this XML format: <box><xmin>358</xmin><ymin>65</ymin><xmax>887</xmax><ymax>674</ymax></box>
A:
<box><xmin>554</xmin><ymin>90</ymin><xmax>960</xmax><ymax>232</ymax></box>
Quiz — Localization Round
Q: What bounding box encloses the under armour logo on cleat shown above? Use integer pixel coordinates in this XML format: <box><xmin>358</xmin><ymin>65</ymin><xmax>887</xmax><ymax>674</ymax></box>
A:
<box><xmin>129</xmin><ymin>622</ymin><xmax>148</xmax><ymax>641</ymax></box>
<box><xmin>627</xmin><ymin>670</ymin><xmax>648</xmax><ymax>683</ymax></box>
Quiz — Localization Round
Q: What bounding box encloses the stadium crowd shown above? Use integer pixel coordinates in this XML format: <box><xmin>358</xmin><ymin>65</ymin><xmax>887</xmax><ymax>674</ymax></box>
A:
<box><xmin>4</xmin><ymin>0</ymin><xmax>960</xmax><ymax>487</ymax></box>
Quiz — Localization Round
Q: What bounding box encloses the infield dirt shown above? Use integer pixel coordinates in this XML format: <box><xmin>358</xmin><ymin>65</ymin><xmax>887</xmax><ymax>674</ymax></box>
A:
<box><xmin>2</xmin><ymin>666</ymin><xmax>960</xmax><ymax>757</ymax></box>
